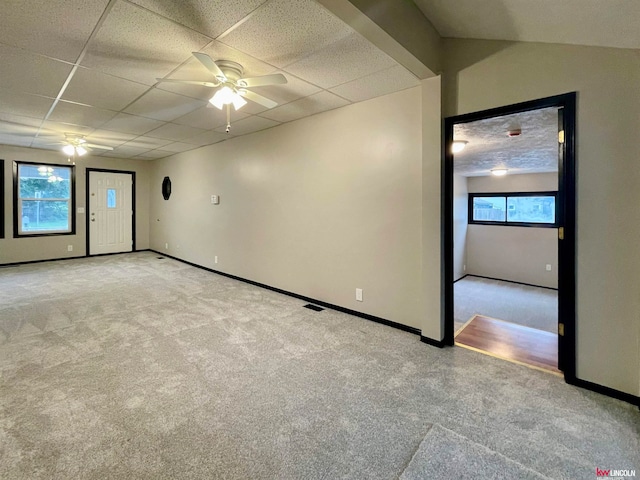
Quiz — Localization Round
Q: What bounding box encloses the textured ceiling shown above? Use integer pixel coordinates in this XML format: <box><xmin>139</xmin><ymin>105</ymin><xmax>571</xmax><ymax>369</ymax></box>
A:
<box><xmin>414</xmin><ymin>0</ymin><xmax>640</xmax><ymax>49</ymax></box>
<box><xmin>453</xmin><ymin>107</ymin><xmax>559</xmax><ymax>177</ymax></box>
<box><xmin>0</xmin><ymin>0</ymin><xmax>420</xmax><ymax>160</ymax></box>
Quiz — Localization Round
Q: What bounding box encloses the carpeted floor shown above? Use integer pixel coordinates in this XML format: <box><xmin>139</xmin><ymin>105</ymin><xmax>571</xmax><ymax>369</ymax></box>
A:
<box><xmin>1</xmin><ymin>252</ymin><xmax>638</xmax><ymax>479</ymax></box>
<box><xmin>454</xmin><ymin>276</ymin><xmax>558</xmax><ymax>333</ymax></box>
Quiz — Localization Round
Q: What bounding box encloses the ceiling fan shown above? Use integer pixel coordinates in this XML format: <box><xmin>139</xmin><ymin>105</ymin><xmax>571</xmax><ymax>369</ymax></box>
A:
<box><xmin>59</xmin><ymin>135</ymin><xmax>114</xmax><ymax>158</ymax></box>
<box><xmin>156</xmin><ymin>52</ymin><xmax>288</xmax><ymax>132</ymax></box>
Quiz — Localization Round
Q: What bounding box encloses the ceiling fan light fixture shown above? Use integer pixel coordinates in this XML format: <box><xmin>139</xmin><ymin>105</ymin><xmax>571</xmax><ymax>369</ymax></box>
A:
<box><xmin>491</xmin><ymin>168</ymin><xmax>508</xmax><ymax>176</ymax></box>
<box><xmin>210</xmin><ymin>86</ymin><xmax>238</xmax><ymax>110</ymax></box>
<box><xmin>452</xmin><ymin>140</ymin><xmax>468</xmax><ymax>153</ymax></box>
<box><xmin>62</xmin><ymin>144</ymin><xmax>75</xmax><ymax>156</ymax></box>
<box><xmin>232</xmin><ymin>94</ymin><xmax>247</xmax><ymax>111</ymax></box>
<box><xmin>76</xmin><ymin>146</ymin><xmax>88</xmax><ymax>156</ymax></box>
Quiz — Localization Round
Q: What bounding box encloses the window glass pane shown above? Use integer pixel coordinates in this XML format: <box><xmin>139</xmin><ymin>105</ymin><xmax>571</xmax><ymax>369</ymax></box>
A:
<box><xmin>21</xmin><ymin>200</ymin><xmax>70</xmax><ymax>232</ymax></box>
<box><xmin>507</xmin><ymin>196</ymin><xmax>555</xmax><ymax>223</ymax></box>
<box><xmin>473</xmin><ymin>196</ymin><xmax>506</xmax><ymax>222</ymax></box>
<box><xmin>107</xmin><ymin>189</ymin><xmax>116</xmax><ymax>208</ymax></box>
<box><xmin>19</xmin><ymin>165</ymin><xmax>71</xmax><ymax>199</ymax></box>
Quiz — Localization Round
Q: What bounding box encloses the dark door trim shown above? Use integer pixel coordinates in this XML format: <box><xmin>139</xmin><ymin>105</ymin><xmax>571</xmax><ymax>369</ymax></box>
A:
<box><xmin>86</xmin><ymin>168</ymin><xmax>136</xmax><ymax>256</ymax></box>
<box><xmin>443</xmin><ymin>92</ymin><xmax>577</xmax><ymax>382</ymax></box>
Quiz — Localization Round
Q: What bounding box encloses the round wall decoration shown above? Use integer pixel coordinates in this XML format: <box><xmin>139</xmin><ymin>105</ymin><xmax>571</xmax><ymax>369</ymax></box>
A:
<box><xmin>162</xmin><ymin>176</ymin><xmax>171</xmax><ymax>200</ymax></box>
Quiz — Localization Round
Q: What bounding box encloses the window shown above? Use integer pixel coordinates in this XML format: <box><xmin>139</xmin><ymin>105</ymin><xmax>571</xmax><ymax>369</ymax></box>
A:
<box><xmin>14</xmin><ymin>162</ymin><xmax>75</xmax><ymax>236</ymax></box>
<box><xmin>469</xmin><ymin>192</ymin><xmax>557</xmax><ymax>227</ymax></box>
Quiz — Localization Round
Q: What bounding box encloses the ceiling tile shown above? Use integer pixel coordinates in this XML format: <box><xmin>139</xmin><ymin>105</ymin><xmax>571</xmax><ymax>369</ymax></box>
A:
<box><xmin>0</xmin><ymin>113</ymin><xmax>44</xmax><ymax>129</ymax></box>
<box><xmin>132</xmin><ymin>149</ymin><xmax>174</xmax><ymax>160</ymax></box>
<box><xmin>81</xmin><ymin>1</ymin><xmax>211</xmax><ymax>85</ymax></box>
<box><xmin>128</xmin><ymin>0</ymin><xmax>268</xmax><ymax>39</ymax></box>
<box><xmin>62</xmin><ymin>67</ymin><xmax>150</xmax><ymax>111</ymax></box>
<box><xmin>145</xmin><ymin>123</ymin><xmax>208</xmax><ymax>141</ymax></box>
<box><xmin>213</xmin><ymin>115</ymin><xmax>279</xmax><ymax>136</ymax></box>
<box><xmin>183</xmin><ymin>129</ymin><xmax>230</xmax><ymax>146</ymax></box>
<box><xmin>100</xmin><ymin>113</ymin><xmax>166</xmax><ymax>135</ymax></box>
<box><xmin>85</xmin><ymin>129</ymin><xmax>139</xmax><ymax>147</ymax></box>
<box><xmin>0</xmin><ymin>90</ymin><xmax>54</xmax><ymax>118</ymax></box>
<box><xmin>124</xmin><ymin>89</ymin><xmax>205</xmax><ymax>122</ymax></box>
<box><xmin>0</xmin><ymin>134</ymin><xmax>35</xmax><ymax>148</ymax></box>
<box><xmin>41</xmin><ymin>121</ymin><xmax>95</xmax><ymax>137</ymax></box>
<box><xmin>330</xmin><ymin>65</ymin><xmax>420</xmax><ymax>103</ymax></box>
<box><xmin>0</xmin><ymin>0</ymin><xmax>110</xmax><ymax>62</ymax></box>
<box><xmin>121</xmin><ymin>135</ymin><xmax>174</xmax><ymax>150</ymax></box>
<box><xmin>0</xmin><ymin>44</ymin><xmax>73</xmax><ymax>97</ymax></box>
<box><xmin>220</xmin><ymin>0</ymin><xmax>353</xmax><ymax>68</ymax></box>
<box><xmin>284</xmin><ymin>32</ymin><xmax>396</xmax><ymax>89</ymax></box>
<box><xmin>101</xmin><ymin>145</ymin><xmax>151</xmax><ymax>158</ymax></box>
<box><xmin>160</xmin><ymin>142</ymin><xmax>199</xmax><ymax>153</ymax></box>
<box><xmin>260</xmin><ymin>91</ymin><xmax>349</xmax><ymax>124</ymax></box>
<box><xmin>0</xmin><ymin>121</ymin><xmax>41</xmax><ymax>146</ymax></box>
<box><xmin>173</xmin><ymin>105</ymin><xmax>250</xmax><ymax>130</ymax></box>
<box><xmin>48</xmin><ymin>101</ymin><xmax>117</xmax><ymax>128</ymax></box>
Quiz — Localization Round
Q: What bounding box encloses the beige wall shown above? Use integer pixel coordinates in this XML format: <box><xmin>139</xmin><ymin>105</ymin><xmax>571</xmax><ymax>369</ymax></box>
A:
<box><xmin>453</xmin><ymin>174</ymin><xmax>468</xmax><ymax>281</ymax></box>
<box><xmin>1</xmin><ymin>145</ymin><xmax>150</xmax><ymax>264</ymax></box>
<box><xmin>466</xmin><ymin>173</ymin><xmax>558</xmax><ymax>288</ymax></box>
<box><xmin>443</xmin><ymin>39</ymin><xmax>640</xmax><ymax>395</ymax></box>
<box><xmin>150</xmin><ymin>86</ymin><xmax>431</xmax><ymax>330</ymax></box>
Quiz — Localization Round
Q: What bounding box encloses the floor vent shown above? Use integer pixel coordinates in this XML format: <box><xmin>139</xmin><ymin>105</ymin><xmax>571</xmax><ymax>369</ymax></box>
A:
<box><xmin>304</xmin><ymin>304</ymin><xmax>324</xmax><ymax>312</ymax></box>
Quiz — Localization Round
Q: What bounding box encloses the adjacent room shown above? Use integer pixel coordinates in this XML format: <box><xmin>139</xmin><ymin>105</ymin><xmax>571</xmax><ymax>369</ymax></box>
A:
<box><xmin>1</xmin><ymin>0</ymin><xmax>639</xmax><ymax>478</ymax></box>
<box><xmin>452</xmin><ymin>107</ymin><xmax>561</xmax><ymax>373</ymax></box>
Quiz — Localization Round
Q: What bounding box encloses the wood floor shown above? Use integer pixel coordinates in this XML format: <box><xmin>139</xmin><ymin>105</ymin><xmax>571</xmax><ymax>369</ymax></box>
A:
<box><xmin>455</xmin><ymin>314</ymin><xmax>561</xmax><ymax>374</ymax></box>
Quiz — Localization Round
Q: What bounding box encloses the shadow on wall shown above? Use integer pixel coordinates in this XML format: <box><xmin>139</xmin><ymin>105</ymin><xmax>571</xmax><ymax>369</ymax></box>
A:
<box><xmin>439</xmin><ymin>1</ymin><xmax>520</xmax><ymax>116</ymax></box>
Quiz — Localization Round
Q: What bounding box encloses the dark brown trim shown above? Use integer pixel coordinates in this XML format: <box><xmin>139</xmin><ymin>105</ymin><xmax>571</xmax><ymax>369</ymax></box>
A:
<box><xmin>12</xmin><ymin>160</ymin><xmax>76</xmax><ymax>238</ymax></box>
<box><xmin>86</xmin><ymin>168</ymin><xmax>136</xmax><ymax>256</ymax></box>
<box><xmin>453</xmin><ymin>274</ymin><xmax>468</xmax><ymax>284</ymax></box>
<box><xmin>468</xmin><ymin>191</ymin><xmax>559</xmax><ymax>228</ymax></box>
<box><xmin>463</xmin><ymin>274</ymin><xmax>558</xmax><ymax>291</ymax></box>
<box><xmin>0</xmin><ymin>159</ymin><xmax>4</xmax><ymax>239</ymax></box>
<box><xmin>569</xmin><ymin>377</ymin><xmax>640</xmax><ymax>408</ymax></box>
<box><xmin>151</xmin><ymin>250</ymin><xmax>422</xmax><ymax>336</ymax></box>
<box><xmin>444</xmin><ymin>92</ymin><xmax>577</xmax><ymax>381</ymax></box>
<box><xmin>420</xmin><ymin>336</ymin><xmax>445</xmax><ymax>348</ymax></box>
<box><xmin>0</xmin><ymin>249</ymin><xmax>150</xmax><ymax>268</ymax></box>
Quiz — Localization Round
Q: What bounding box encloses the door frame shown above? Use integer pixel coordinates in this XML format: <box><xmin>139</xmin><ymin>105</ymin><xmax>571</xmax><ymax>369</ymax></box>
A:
<box><xmin>442</xmin><ymin>92</ymin><xmax>577</xmax><ymax>382</ymax></box>
<box><xmin>86</xmin><ymin>168</ymin><xmax>137</xmax><ymax>256</ymax></box>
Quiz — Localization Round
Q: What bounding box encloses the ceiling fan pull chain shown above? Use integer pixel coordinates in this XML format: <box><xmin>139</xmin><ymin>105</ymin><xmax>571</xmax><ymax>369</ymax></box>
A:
<box><xmin>226</xmin><ymin>104</ymin><xmax>231</xmax><ymax>133</ymax></box>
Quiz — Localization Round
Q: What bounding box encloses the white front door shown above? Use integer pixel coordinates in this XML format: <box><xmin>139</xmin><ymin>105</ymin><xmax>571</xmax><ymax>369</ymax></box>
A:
<box><xmin>89</xmin><ymin>171</ymin><xmax>133</xmax><ymax>255</ymax></box>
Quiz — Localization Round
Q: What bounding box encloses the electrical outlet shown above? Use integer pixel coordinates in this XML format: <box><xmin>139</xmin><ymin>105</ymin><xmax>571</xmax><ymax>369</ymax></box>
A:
<box><xmin>165</xmin><ymin>243</ymin><xmax>169</xmax><ymax>249</ymax></box>
<box><xmin>546</xmin><ymin>264</ymin><xmax>552</xmax><ymax>271</ymax></box>
<box><xmin>356</xmin><ymin>288</ymin><xmax>363</xmax><ymax>302</ymax></box>
<box><xmin>211</xmin><ymin>195</ymin><xmax>219</xmax><ymax>205</ymax></box>
<box><xmin>67</xmin><ymin>245</ymin><xmax>73</xmax><ymax>252</ymax></box>
<box><xmin>214</xmin><ymin>256</ymin><xmax>218</xmax><ymax>264</ymax></box>
<box><xmin>463</xmin><ymin>264</ymin><xmax>466</xmax><ymax>271</ymax></box>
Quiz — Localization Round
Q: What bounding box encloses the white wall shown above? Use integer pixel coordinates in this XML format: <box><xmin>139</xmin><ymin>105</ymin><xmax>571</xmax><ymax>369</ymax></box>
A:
<box><xmin>443</xmin><ymin>39</ymin><xmax>640</xmax><ymax>396</ymax></box>
<box><xmin>466</xmin><ymin>173</ymin><xmax>558</xmax><ymax>288</ymax></box>
<box><xmin>1</xmin><ymin>145</ymin><xmax>150</xmax><ymax>264</ymax></box>
<box><xmin>453</xmin><ymin>174</ymin><xmax>468</xmax><ymax>281</ymax></box>
<box><xmin>150</xmin><ymin>86</ymin><xmax>437</xmax><ymax>331</ymax></box>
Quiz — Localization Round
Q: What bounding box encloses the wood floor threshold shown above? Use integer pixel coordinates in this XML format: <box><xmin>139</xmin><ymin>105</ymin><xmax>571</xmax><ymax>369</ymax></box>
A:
<box><xmin>455</xmin><ymin>314</ymin><xmax>561</xmax><ymax>375</ymax></box>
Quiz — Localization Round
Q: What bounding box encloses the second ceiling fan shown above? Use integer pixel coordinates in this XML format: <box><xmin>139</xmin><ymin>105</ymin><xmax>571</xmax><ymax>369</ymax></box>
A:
<box><xmin>157</xmin><ymin>52</ymin><xmax>288</xmax><ymax>133</ymax></box>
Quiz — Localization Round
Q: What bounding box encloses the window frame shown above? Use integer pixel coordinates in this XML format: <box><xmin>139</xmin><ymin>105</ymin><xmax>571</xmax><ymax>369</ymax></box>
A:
<box><xmin>13</xmin><ymin>161</ymin><xmax>76</xmax><ymax>237</ymax></box>
<box><xmin>1</xmin><ymin>159</ymin><xmax>4</xmax><ymax>239</ymax></box>
<box><xmin>468</xmin><ymin>191</ymin><xmax>558</xmax><ymax>228</ymax></box>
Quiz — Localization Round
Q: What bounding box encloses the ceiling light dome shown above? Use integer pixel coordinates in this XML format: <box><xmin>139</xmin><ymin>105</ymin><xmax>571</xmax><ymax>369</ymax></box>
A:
<box><xmin>452</xmin><ymin>140</ymin><xmax>468</xmax><ymax>153</ymax></box>
<box><xmin>491</xmin><ymin>168</ymin><xmax>508</xmax><ymax>176</ymax></box>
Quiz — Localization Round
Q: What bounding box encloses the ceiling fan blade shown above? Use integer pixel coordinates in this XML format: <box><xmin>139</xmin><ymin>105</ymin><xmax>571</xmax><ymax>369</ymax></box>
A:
<box><xmin>239</xmin><ymin>90</ymin><xmax>278</xmax><ymax>109</ymax></box>
<box><xmin>85</xmin><ymin>143</ymin><xmax>114</xmax><ymax>151</ymax></box>
<box><xmin>237</xmin><ymin>73</ymin><xmax>287</xmax><ymax>88</ymax></box>
<box><xmin>156</xmin><ymin>78</ymin><xmax>219</xmax><ymax>88</ymax></box>
<box><xmin>192</xmin><ymin>52</ymin><xmax>226</xmax><ymax>81</ymax></box>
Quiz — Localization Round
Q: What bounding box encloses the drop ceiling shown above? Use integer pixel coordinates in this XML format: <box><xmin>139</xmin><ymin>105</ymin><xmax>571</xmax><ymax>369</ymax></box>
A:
<box><xmin>453</xmin><ymin>107</ymin><xmax>559</xmax><ymax>177</ymax></box>
<box><xmin>0</xmin><ymin>0</ymin><xmax>421</xmax><ymax>160</ymax></box>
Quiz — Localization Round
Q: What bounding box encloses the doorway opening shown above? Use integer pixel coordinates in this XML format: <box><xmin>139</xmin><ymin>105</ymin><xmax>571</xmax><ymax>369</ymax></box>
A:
<box><xmin>86</xmin><ymin>169</ymin><xmax>136</xmax><ymax>256</ymax></box>
<box><xmin>443</xmin><ymin>93</ymin><xmax>576</xmax><ymax>381</ymax></box>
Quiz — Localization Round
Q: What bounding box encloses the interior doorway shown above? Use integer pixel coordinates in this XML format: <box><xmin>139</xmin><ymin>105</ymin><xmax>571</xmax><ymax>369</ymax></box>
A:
<box><xmin>443</xmin><ymin>93</ymin><xmax>576</xmax><ymax>381</ymax></box>
<box><xmin>86</xmin><ymin>169</ymin><xmax>135</xmax><ymax>256</ymax></box>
